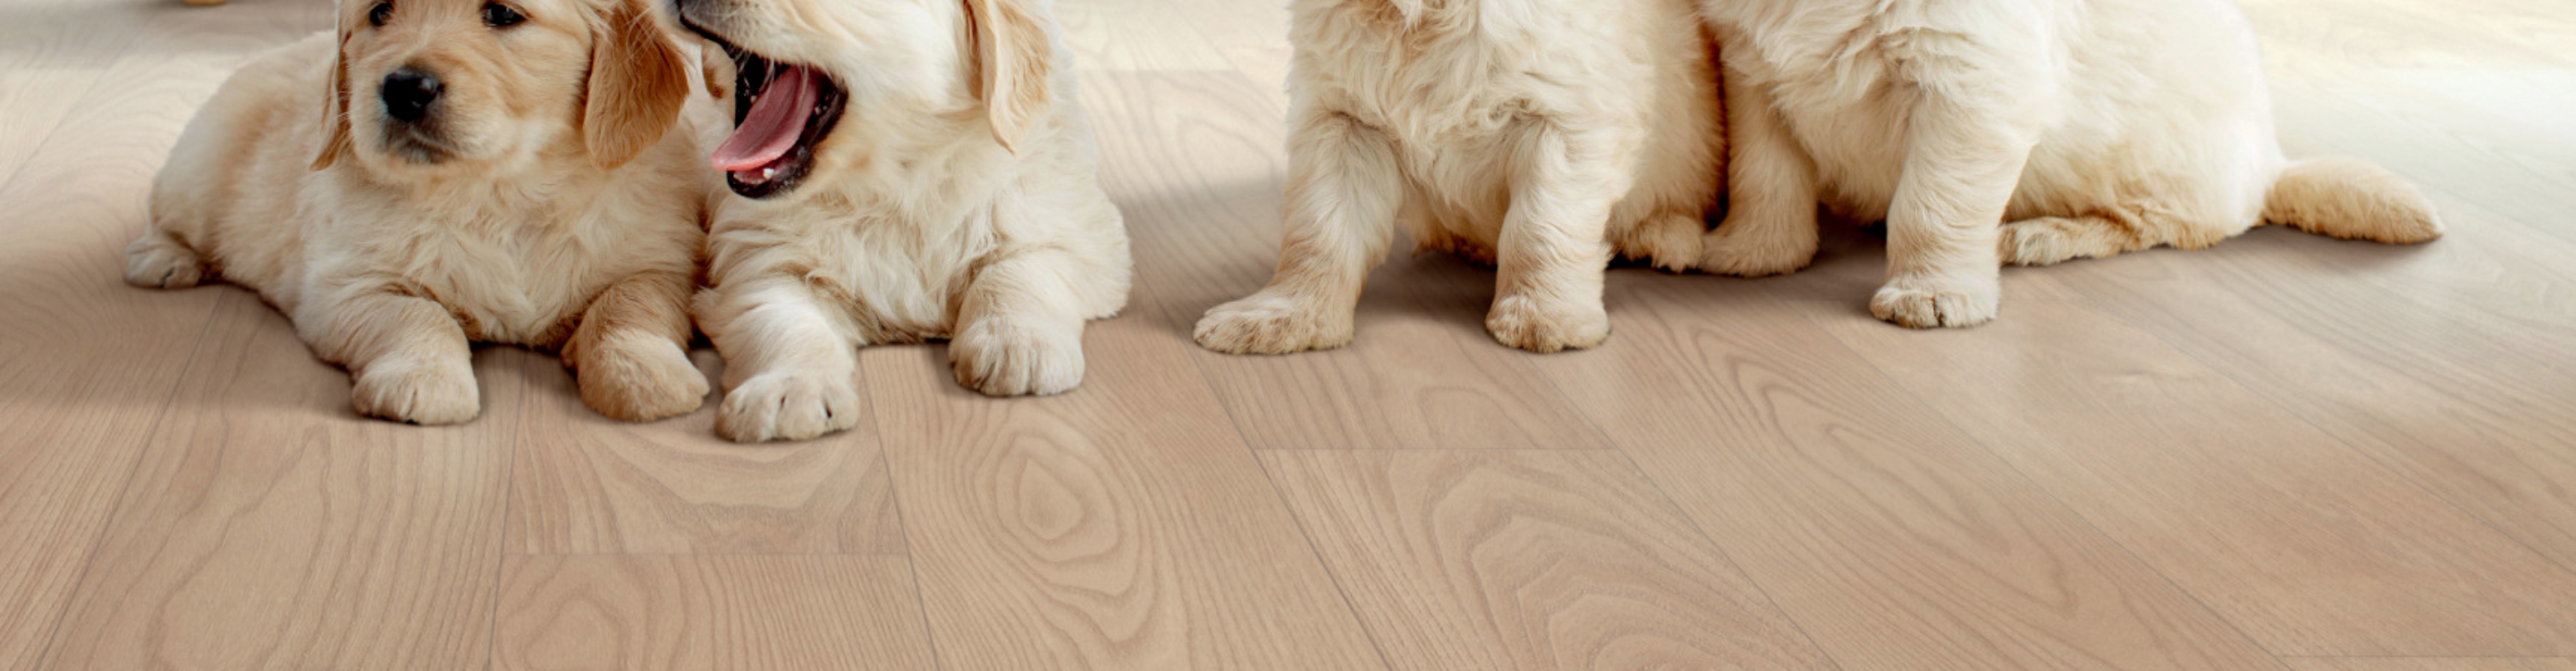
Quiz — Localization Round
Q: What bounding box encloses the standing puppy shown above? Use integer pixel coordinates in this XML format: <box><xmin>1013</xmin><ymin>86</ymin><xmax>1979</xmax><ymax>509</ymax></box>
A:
<box><xmin>1698</xmin><ymin>0</ymin><xmax>2444</xmax><ymax>329</ymax></box>
<box><xmin>1195</xmin><ymin>0</ymin><xmax>1782</xmax><ymax>355</ymax></box>
<box><xmin>126</xmin><ymin>0</ymin><xmax>708</xmax><ymax>424</ymax></box>
<box><xmin>676</xmin><ymin>0</ymin><xmax>1131</xmax><ymax>442</ymax></box>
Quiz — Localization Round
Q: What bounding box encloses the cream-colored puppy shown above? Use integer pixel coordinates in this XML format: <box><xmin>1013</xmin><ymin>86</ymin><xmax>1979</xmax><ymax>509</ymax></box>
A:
<box><xmin>1195</xmin><ymin>0</ymin><xmax>1769</xmax><ymax>355</ymax></box>
<box><xmin>1698</xmin><ymin>0</ymin><xmax>2444</xmax><ymax>329</ymax></box>
<box><xmin>126</xmin><ymin>0</ymin><xmax>709</xmax><ymax>424</ymax></box>
<box><xmin>674</xmin><ymin>0</ymin><xmax>1131</xmax><ymax>441</ymax></box>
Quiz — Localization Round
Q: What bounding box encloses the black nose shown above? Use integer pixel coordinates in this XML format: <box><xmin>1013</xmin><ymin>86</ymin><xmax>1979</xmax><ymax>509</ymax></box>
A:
<box><xmin>380</xmin><ymin>68</ymin><xmax>442</xmax><ymax>122</ymax></box>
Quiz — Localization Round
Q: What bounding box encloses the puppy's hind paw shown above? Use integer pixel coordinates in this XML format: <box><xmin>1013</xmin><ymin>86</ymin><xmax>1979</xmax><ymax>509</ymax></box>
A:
<box><xmin>1193</xmin><ymin>290</ymin><xmax>1353</xmax><ymax>355</ymax></box>
<box><xmin>124</xmin><ymin>234</ymin><xmax>206</xmax><ymax>289</ymax></box>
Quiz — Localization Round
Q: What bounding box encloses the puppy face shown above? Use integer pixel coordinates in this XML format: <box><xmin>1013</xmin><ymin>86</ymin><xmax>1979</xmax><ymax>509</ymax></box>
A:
<box><xmin>313</xmin><ymin>0</ymin><xmax>690</xmax><ymax>175</ymax></box>
<box><xmin>673</xmin><ymin>0</ymin><xmax>1055</xmax><ymax>199</ymax></box>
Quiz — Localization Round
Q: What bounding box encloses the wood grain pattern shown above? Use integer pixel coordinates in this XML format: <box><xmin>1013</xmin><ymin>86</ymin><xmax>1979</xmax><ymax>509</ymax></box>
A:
<box><xmin>1806</xmin><ymin>298</ymin><xmax>2576</xmax><ymax>656</ymax></box>
<box><xmin>2283</xmin><ymin>659</ymin><xmax>2576</xmax><ymax>671</ymax></box>
<box><xmin>492</xmin><ymin>555</ymin><xmax>938</xmax><ymax>671</ymax></box>
<box><xmin>0</xmin><ymin>4</ymin><xmax>323</xmax><ymax>669</ymax></box>
<box><xmin>1078</xmin><ymin>71</ymin><xmax>1614</xmax><ymax>450</ymax></box>
<box><xmin>1531</xmin><ymin>274</ymin><xmax>2289</xmax><ymax>671</ymax></box>
<box><xmin>1053</xmin><ymin>0</ymin><xmax>1236</xmax><ymax>71</ymax></box>
<box><xmin>1261</xmin><ymin>449</ymin><xmax>1837</xmax><ymax>671</ymax></box>
<box><xmin>862</xmin><ymin>314</ymin><xmax>1387</xmax><ymax>671</ymax></box>
<box><xmin>506</xmin><ymin>351</ymin><xmax>906</xmax><ymax>555</ymax></box>
<box><xmin>40</xmin><ymin>290</ymin><xmax>522</xmax><ymax>671</ymax></box>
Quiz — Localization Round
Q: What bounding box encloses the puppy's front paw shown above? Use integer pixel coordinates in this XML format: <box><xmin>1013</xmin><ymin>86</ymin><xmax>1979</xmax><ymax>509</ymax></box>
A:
<box><xmin>352</xmin><ymin>357</ymin><xmax>480</xmax><ymax>424</ymax></box>
<box><xmin>124</xmin><ymin>235</ymin><xmax>206</xmax><ymax>289</ymax></box>
<box><xmin>950</xmin><ymin>317</ymin><xmax>1084</xmax><ymax>397</ymax></box>
<box><xmin>1485</xmin><ymin>294</ymin><xmax>1608</xmax><ymax>354</ymax></box>
<box><xmin>1193</xmin><ymin>291</ymin><xmax>1352</xmax><ymax>355</ymax></box>
<box><xmin>1699</xmin><ymin>214</ymin><xmax>1817</xmax><ymax>278</ymax></box>
<box><xmin>578</xmin><ymin>335</ymin><xmax>710</xmax><ymax>422</ymax></box>
<box><xmin>716</xmin><ymin>369</ymin><xmax>861</xmax><ymax>442</ymax></box>
<box><xmin>1870</xmin><ymin>274</ymin><xmax>2000</xmax><ymax>329</ymax></box>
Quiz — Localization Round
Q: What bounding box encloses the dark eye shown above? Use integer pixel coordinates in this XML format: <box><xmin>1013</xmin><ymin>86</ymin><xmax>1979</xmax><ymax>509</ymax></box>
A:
<box><xmin>367</xmin><ymin>1</ymin><xmax>393</xmax><ymax>27</ymax></box>
<box><xmin>481</xmin><ymin>2</ymin><xmax>526</xmax><ymax>28</ymax></box>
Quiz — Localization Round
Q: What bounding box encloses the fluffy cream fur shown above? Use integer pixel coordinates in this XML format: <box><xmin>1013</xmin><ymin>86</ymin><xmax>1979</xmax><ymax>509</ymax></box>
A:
<box><xmin>125</xmin><ymin>0</ymin><xmax>711</xmax><ymax>424</ymax></box>
<box><xmin>1697</xmin><ymin>0</ymin><xmax>2444</xmax><ymax>329</ymax></box>
<box><xmin>1193</xmin><ymin>0</ymin><xmax>1769</xmax><ymax>355</ymax></box>
<box><xmin>679</xmin><ymin>0</ymin><xmax>1131</xmax><ymax>442</ymax></box>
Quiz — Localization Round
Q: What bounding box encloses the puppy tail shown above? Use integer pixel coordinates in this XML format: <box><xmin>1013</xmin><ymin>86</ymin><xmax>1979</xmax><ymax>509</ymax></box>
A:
<box><xmin>2261</xmin><ymin>157</ymin><xmax>2444</xmax><ymax>245</ymax></box>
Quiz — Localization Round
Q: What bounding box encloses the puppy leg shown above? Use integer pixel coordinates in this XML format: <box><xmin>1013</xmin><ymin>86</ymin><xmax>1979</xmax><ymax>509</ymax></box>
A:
<box><xmin>1871</xmin><ymin>92</ymin><xmax>2039</xmax><ymax>329</ymax></box>
<box><xmin>1486</xmin><ymin>122</ymin><xmax>1625</xmax><ymax>353</ymax></box>
<box><xmin>950</xmin><ymin>248</ymin><xmax>1098</xmax><ymax>397</ymax></box>
<box><xmin>1998</xmin><ymin>214</ymin><xmax>2158</xmax><ymax>265</ymax></box>
<box><xmin>1701</xmin><ymin>72</ymin><xmax>1820</xmax><ymax>278</ymax></box>
<box><xmin>699</xmin><ymin>280</ymin><xmax>861</xmax><ymax>442</ymax></box>
<box><xmin>1194</xmin><ymin>110</ymin><xmax>1402</xmax><ymax>355</ymax></box>
<box><xmin>563</xmin><ymin>272</ymin><xmax>707</xmax><ymax>422</ymax></box>
<box><xmin>299</xmin><ymin>292</ymin><xmax>479</xmax><ymax>424</ymax></box>
<box><xmin>124</xmin><ymin>227</ymin><xmax>207</xmax><ymax>289</ymax></box>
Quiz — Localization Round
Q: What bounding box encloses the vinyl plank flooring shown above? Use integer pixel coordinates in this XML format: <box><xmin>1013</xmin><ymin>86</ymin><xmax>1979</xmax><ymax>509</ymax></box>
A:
<box><xmin>0</xmin><ymin>4</ymin><xmax>320</xmax><ymax>670</ymax></box>
<box><xmin>505</xmin><ymin>351</ymin><xmax>906</xmax><ymax>555</ymax></box>
<box><xmin>2282</xmin><ymin>659</ymin><xmax>2576</xmax><ymax>671</ymax></box>
<box><xmin>1055</xmin><ymin>0</ymin><xmax>1236</xmax><ymax>71</ymax></box>
<box><xmin>860</xmin><ymin>314</ymin><xmax>1387</xmax><ymax>671</ymax></box>
<box><xmin>491</xmin><ymin>555</ymin><xmax>938</xmax><ymax>671</ymax></box>
<box><xmin>1533</xmin><ymin>273</ymin><xmax>2286</xmax><ymax>671</ymax></box>
<box><xmin>39</xmin><ymin>290</ymin><xmax>524</xmax><ymax>671</ymax></box>
<box><xmin>1078</xmin><ymin>71</ymin><xmax>1612</xmax><ymax>450</ymax></box>
<box><xmin>1260</xmin><ymin>449</ymin><xmax>1837</xmax><ymax>671</ymax></box>
<box><xmin>1806</xmin><ymin>298</ymin><xmax>2576</xmax><ymax>656</ymax></box>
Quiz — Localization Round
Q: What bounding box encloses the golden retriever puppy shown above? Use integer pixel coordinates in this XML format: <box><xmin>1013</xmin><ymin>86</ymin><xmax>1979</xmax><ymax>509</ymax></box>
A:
<box><xmin>125</xmin><ymin>0</ymin><xmax>709</xmax><ymax>424</ymax></box>
<box><xmin>1697</xmin><ymin>0</ymin><xmax>2444</xmax><ymax>329</ymax></box>
<box><xmin>1194</xmin><ymin>0</ymin><xmax>1766</xmax><ymax>355</ymax></box>
<box><xmin>674</xmin><ymin>0</ymin><xmax>1131</xmax><ymax>441</ymax></box>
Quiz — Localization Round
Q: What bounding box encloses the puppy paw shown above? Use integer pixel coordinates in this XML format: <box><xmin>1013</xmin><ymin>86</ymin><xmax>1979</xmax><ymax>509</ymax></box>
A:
<box><xmin>352</xmin><ymin>357</ymin><xmax>480</xmax><ymax>424</ymax></box>
<box><xmin>1485</xmin><ymin>294</ymin><xmax>1609</xmax><ymax>353</ymax></box>
<box><xmin>577</xmin><ymin>334</ymin><xmax>710</xmax><ymax>422</ymax></box>
<box><xmin>124</xmin><ymin>234</ymin><xmax>206</xmax><ymax>289</ymax></box>
<box><xmin>1870</xmin><ymin>274</ymin><xmax>2000</xmax><ymax>329</ymax></box>
<box><xmin>716</xmin><ymin>369</ymin><xmax>862</xmax><ymax>442</ymax></box>
<box><xmin>1699</xmin><ymin>215</ymin><xmax>1817</xmax><ymax>278</ymax></box>
<box><xmin>1193</xmin><ymin>291</ymin><xmax>1353</xmax><ymax>355</ymax></box>
<box><xmin>950</xmin><ymin>316</ymin><xmax>1085</xmax><ymax>397</ymax></box>
<box><xmin>1617</xmin><ymin>213</ymin><xmax>1707</xmax><ymax>273</ymax></box>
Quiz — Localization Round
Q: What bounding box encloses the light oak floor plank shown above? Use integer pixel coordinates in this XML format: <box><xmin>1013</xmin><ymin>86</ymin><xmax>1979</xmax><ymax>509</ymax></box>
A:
<box><xmin>2283</xmin><ymin>659</ymin><xmax>2576</xmax><ymax>671</ymax></box>
<box><xmin>861</xmin><ymin>313</ymin><xmax>1388</xmax><ymax>671</ymax></box>
<box><xmin>39</xmin><ymin>290</ymin><xmax>526</xmax><ymax>671</ymax></box>
<box><xmin>1531</xmin><ymin>274</ymin><xmax>2288</xmax><ymax>671</ymax></box>
<box><xmin>0</xmin><ymin>4</ymin><xmax>325</xmax><ymax>669</ymax></box>
<box><xmin>505</xmin><ymin>351</ymin><xmax>906</xmax><ymax>555</ymax></box>
<box><xmin>491</xmin><ymin>555</ymin><xmax>938</xmax><ymax>671</ymax></box>
<box><xmin>1805</xmin><ymin>298</ymin><xmax>2576</xmax><ymax>656</ymax></box>
<box><xmin>1260</xmin><ymin>449</ymin><xmax>1837</xmax><ymax>671</ymax></box>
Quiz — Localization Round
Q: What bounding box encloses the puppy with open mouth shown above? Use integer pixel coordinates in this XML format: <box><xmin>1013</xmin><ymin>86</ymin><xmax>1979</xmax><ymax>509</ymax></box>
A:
<box><xmin>676</xmin><ymin>0</ymin><xmax>1132</xmax><ymax>441</ymax></box>
<box><xmin>127</xmin><ymin>0</ymin><xmax>712</xmax><ymax>424</ymax></box>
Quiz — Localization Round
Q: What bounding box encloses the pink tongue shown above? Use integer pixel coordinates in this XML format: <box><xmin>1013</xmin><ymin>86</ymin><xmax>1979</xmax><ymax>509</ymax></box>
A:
<box><xmin>710</xmin><ymin>64</ymin><xmax>818</xmax><ymax>173</ymax></box>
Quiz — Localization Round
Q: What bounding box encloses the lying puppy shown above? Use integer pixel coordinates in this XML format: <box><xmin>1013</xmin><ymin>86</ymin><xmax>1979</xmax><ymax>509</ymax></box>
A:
<box><xmin>126</xmin><ymin>0</ymin><xmax>709</xmax><ymax>424</ymax></box>
<box><xmin>1193</xmin><ymin>0</ymin><xmax>1767</xmax><ymax>355</ymax></box>
<box><xmin>675</xmin><ymin>0</ymin><xmax>1132</xmax><ymax>441</ymax></box>
<box><xmin>1698</xmin><ymin>0</ymin><xmax>2444</xmax><ymax>328</ymax></box>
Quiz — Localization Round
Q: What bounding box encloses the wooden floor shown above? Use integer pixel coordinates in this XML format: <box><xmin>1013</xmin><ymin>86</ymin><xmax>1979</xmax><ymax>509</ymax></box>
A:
<box><xmin>4</xmin><ymin>0</ymin><xmax>2574</xmax><ymax>669</ymax></box>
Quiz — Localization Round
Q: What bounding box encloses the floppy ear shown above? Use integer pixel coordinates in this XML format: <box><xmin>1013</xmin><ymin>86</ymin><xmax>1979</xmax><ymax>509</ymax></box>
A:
<box><xmin>963</xmin><ymin>0</ymin><xmax>1054</xmax><ymax>154</ymax></box>
<box><xmin>582</xmin><ymin>0</ymin><xmax>691</xmax><ymax>171</ymax></box>
<box><xmin>310</xmin><ymin>22</ymin><xmax>356</xmax><ymax>171</ymax></box>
